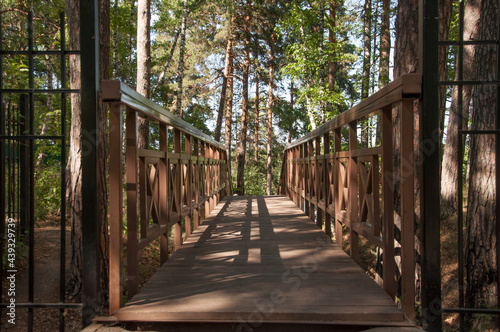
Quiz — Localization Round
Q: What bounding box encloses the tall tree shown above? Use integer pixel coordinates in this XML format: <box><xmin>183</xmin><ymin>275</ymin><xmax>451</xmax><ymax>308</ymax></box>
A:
<box><xmin>224</xmin><ymin>14</ymin><xmax>234</xmax><ymax>174</ymax></box>
<box><xmin>66</xmin><ymin>0</ymin><xmax>83</xmax><ymax>298</ymax></box>
<box><xmin>465</xmin><ymin>0</ymin><xmax>498</xmax><ymax>329</ymax></box>
<box><xmin>441</xmin><ymin>0</ymin><xmax>480</xmax><ymax>217</ymax></box>
<box><xmin>175</xmin><ymin>0</ymin><xmax>189</xmax><ymax>118</ymax></box>
<box><xmin>136</xmin><ymin>0</ymin><xmax>150</xmax><ymax>148</ymax></box>
<box><xmin>378</xmin><ymin>0</ymin><xmax>390</xmax><ymax>88</ymax></box>
<box><xmin>236</xmin><ymin>0</ymin><xmax>252</xmax><ymax>195</ymax></box>
<box><xmin>254</xmin><ymin>66</ymin><xmax>260</xmax><ymax>164</ymax></box>
<box><xmin>266</xmin><ymin>31</ymin><xmax>275</xmax><ymax>196</ymax></box>
<box><xmin>361</xmin><ymin>0</ymin><xmax>371</xmax><ymax>99</ymax></box>
<box><xmin>214</xmin><ymin>33</ymin><xmax>231</xmax><ymax>142</ymax></box>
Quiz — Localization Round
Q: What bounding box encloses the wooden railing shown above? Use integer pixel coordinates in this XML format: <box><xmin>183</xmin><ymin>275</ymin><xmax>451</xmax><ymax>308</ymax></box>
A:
<box><xmin>102</xmin><ymin>80</ymin><xmax>232</xmax><ymax>314</ymax></box>
<box><xmin>278</xmin><ymin>74</ymin><xmax>421</xmax><ymax>321</ymax></box>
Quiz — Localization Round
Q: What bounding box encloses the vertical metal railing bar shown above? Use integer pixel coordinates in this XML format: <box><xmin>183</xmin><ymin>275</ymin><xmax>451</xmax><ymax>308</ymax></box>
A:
<box><xmin>27</xmin><ymin>11</ymin><xmax>35</xmax><ymax>332</ymax></box>
<box><xmin>59</xmin><ymin>12</ymin><xmax>67</xmax><ymax>332</ymax></box>
<box><xmin>456</xmin><ymin>1</ymin><xmax>465</xmax><ymax>330</ymax></box>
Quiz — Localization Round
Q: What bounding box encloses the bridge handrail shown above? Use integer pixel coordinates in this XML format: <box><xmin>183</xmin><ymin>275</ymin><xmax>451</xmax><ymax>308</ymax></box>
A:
<box><xmin>278</xmin><ymin>73</ymin><xmax>421</xmax><ymax>322</ymax></box>
<box><xmin>103</xmin><ymin>80</ymin><xmax>231</xmax><ymax>315</ymax></box>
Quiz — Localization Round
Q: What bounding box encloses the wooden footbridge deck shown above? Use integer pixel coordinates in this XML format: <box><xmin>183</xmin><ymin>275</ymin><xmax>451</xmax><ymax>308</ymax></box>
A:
<box><xmin>99</xmin><ymin>75</ymin><xmax>422</xmax><ymax>331</ymax></box>
<box><xmin>112</xmin><ymin>196</ymin><xmax>410</xmax><ymax>330</ymax></box>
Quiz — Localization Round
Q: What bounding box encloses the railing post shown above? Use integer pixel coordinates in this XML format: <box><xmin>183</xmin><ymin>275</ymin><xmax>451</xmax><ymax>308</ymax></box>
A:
<box><xmin>324</xmin><ymin>133</ymin><xmax>332</xmax><ymax>237</ymax></box>
<box><xmin>185</xmin><ymin>134</ymin><xmax>192</xmax><ymax>238</ymax></box>
<box><xmin>126</xmin><ymin>107</ymin><xmax>139</xmax><ymax>299</ymax></box>
<box><xmin>109</xmin><ymin>103</ymin><xmax>123</xmax><ymax>314</ymax></box>
<box><xmin>348</xmin><ymin>121</ymin><xmax>359</xmax><ymax>262</ymax></box>
<box><xmin>159</xmin><ymin>123</ymin><xmax>169</xmax><ymax>264</ymax></box>
<box><xmin>401</xmin><ymin>99</ymin><xmax>416</xmax><ymax>321</ymax></box>
<box><xmin>308</xmin><ymin>139</ymin><xmax>314</xmax><ymax>222</ymax></box>
<box><xmin>193</xmin><ymin>138</ymin><xmax>200</xmax><ymax>229</ymax></box>
<box><xmin>382</xmin><ymin>105</ymin><xmax>396</xmax><ymax>300</ymax></box>
<box><xmin>174</xmin><ymin>128</ymin><xmax>182</xmax><ymax>251</ymax></box>
<box><xmin>315</xmin><ymin>136</ymin><xmax>323</xmax><ymax>229</ymax></box>
<box><xmin>334</xmin><ymin>128</ymin><xmax>342</xmax><ymax>247</ymax></box>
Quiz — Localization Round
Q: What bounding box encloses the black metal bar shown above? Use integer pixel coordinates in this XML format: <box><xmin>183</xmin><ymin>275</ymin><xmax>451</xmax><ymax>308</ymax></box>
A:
<box><xmin>0</xmin><ymin>303</ymin><xmax>82</xmax><ymax>309</ymax></box>
<box><xmin>438</xmin><ymin>39</ymin><xmax>498</xmax><ymax>46</ymax></box>
<box><xmin>419</xmin><ymin>0</ymin><xmax>442</xmax><ymax>330</ymax></box>
<box><xmin>20</xmin><ymin>94</ymin><xmax>28</xmax><ymax>235</ymax></box>
<box><xmin>443</xmin><ymin>308</ymin><xmax>500</xmax><ymax>315</ymax></box>
<box><xmin>439</xmin><ymin>80</ymin><xmax>500</xmax><ymax>86</ymax></box>
<box><xmin>0</xmin><ymin>50</ymin><xmax>80</xmax><ymax>55</ymax></box>
<box><xmin>27</xmin><ymin>12</ymin><xmax>35</xmax><ymax>332</ymax></box>
<box><xmin>457</xmin><ymin>2</ymin><xmax>465</xmax><ymax>330</ymax></box>
<box><xmin>0</xmin><ymin>135</ymin><xmax>65</xmax><ymax>140</ymax></box>
<box><xmin>0</xmin><ymin>89</ymin><xmax>80</xmax><ymax>94</ymax></box>
<box><xmin>80</xmin><ymin>0</ymin><xmax>101</xmax><ymax>327</ymax></box>
<box><xmin>59</xmin><ymin>12</ymin><xmax>67</xmax><ymax>332</ymax></box>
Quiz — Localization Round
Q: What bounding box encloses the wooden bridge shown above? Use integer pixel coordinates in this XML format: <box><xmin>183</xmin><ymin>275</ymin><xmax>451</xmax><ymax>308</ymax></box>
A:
<box><xmin>96</xmin><ymin>74</ymin><xmax>421</xmax><ymax>331</ymax></box>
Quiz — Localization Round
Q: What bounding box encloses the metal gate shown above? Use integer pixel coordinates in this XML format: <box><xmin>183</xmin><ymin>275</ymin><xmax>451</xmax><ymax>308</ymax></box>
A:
<box><xmin>0</xmin><ymin>11</ymin><xmax>81</xmax><ymax>331</ymax></box>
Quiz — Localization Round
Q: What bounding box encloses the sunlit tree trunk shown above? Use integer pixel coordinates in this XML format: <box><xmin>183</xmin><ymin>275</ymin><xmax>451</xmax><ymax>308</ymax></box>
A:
<box><xmin>224</xmin><ymin>16</ymin><xmax>234</xmax><ymax>175</ymax></box>
<box><xmin>378</xmin><ymin>0</ymin><xmax>390</xmax><ymax>88</ymax></box>
<box><xmin>136</xmin><ymin>0</ymin><xmax>150</xmax><ymax>148</ymax></box>
<box><xmin>175</xmin><ymin>0</ymin><xmax>189</xmax><ymax>118</ymax></box>
<box><xmin>266</xmin><ymin>33</ymin><xmax>275</xmax><ymax>196</ymax></box>
<box><xmin>254</xmin><ymin>69</ymin><xmax>260</xmax><ymax>164</ymax></box>
<box><xmin>441</xmin><ymin>0</ymin><xmax>480</xmax><ymax>217</ymax></box>
<box><xmin>236</xmin><ymin>0</ymin><xmax>251</xmax><ymax>195</ymax></box>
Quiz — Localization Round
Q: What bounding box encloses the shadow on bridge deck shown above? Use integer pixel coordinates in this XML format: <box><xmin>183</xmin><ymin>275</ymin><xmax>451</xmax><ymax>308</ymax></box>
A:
<box><xmin>111</xmin><ymin>196</ymin><xmax>413</xmax><ymax>331</ymax></box>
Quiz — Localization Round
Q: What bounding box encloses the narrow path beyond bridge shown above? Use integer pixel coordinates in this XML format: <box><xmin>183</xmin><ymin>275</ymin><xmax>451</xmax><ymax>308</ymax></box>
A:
<box><xmin>112</xmin><ymin>196</ymin><xmax>412</xmax><ymax>331</ymax></box>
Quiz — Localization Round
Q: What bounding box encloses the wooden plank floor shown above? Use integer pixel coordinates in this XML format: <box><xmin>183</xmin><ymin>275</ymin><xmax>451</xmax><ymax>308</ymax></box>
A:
<box><xmin>116</xmin><ymin>196</ymin><xmax>408</xmax><ymax>328</ymax></box>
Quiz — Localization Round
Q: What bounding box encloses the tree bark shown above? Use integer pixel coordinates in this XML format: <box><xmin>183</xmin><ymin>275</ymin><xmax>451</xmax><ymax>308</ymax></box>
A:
<box><xmin>254</xmin><ymin>69</ymin><xmax>260</xmax><ymax>164</ymax></box>
<box><xmin>175</xmin><ymin>0</ymin><xmax>189</xmax><ymax>119</ymax></box>
<box><xmin>236</xmin><ymin>0</ymin><xmax>251</xmax><ymax>195</ymax></box>
<box><xmin>328</xmin><ymin>1</ymin><xmax>336</xmax><ymax>100</ymax></box>
<box><xmin>136</xmin><ymin>0</ymin><xmax>151</xmax><ymax>149</ymax></box>
<box><xmin>465</xmin><ymin>0</ymin><xmax>498</xmax><ymax>328</ymax></box>
<box><xmin>378</xmin><ymin>0</ymin><xmax>390</xmax><ymax>88</ymax></box>
<box><xmin>441</xmin><ymin>0</ymin><xmax>480</xmax><ymax>217</ymax></box>
<box><xmin>224</xmin><ymin>16</ymin><xmax>234</xmax><ymax>176</ymax></box>
<box><xmin>66</xmin><ymin>0</ymin><xmax>83</xmax><ymax>299</ymax></box>
<box><xmin>214</xmin><ymin>30</ymin><xmax>232</xmax><ymax>142</ymax></box>
<box><xmin>266</xmin><ymin>33</ymin><xmax>275</xmax><ymax>196</ymax></box>
<box><xmin>318</xmin><ymin>0</ymin><xmax>326</xmax><ymax>123</ymax></box>
<box><xmin>360</xmin><ymin>0</ymin><xmax>372</xmax><ymax>148</ymax></box>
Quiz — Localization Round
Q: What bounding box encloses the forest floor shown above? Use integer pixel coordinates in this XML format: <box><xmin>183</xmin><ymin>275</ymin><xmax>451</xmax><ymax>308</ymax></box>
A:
<box><xmin>4</xmin><ymin>211</ymin><xmax>496</xmax><ymax>331</ymax></box>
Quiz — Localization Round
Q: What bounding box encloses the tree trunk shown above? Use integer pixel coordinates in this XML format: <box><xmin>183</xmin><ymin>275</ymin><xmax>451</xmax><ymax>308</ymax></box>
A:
<box><xmin>224</xmin><ymin>17</ymin><xmax>234</xmax><ymax>176</ymax></box>
<box><xmin>378</xmin><ymin>0</ymin><xmax>390</xmax><ymax>88</ymax></box>
<box><xmin>136</xmin><ymin>0</ymin><xmax>151</xmax><ymax>149</ymax></box>
<box><xmin>465</xmin><ymin>0</ymin><xmax>498</xmax><ymax>328</ymax></box>
<box><xmin>175</xmin><ymin>0</ymin><xmax>189</xmax><ymax>119</ymax></box>
<box><xmin>66</xmin><ymin>0</ymin><xmax>83</xmax><ymax>299</ymax></box>
<box><xmin>236</xmin><ymin>1</ymin><xmax>251</xmax><ymax>195</ymax></box>
<box><xmin>214</xmin><ymin>30</ymin><xmax>232</xmax><ymax>142</ymax></box>
<box><xmin>328</xmin><ymin>1</ymin><xmax>336</xmax><ymax>106</ymax></box>
<box><xmin>254</xmin><ymin>69</ymin><xmax>260</xmax><ymax>164</ymax></box>
<box><xmin>318</xmin><ymin>0</ymin><xmax>326</xmax><ymax>123</ymax></box>
<box><xmin>441</xmin><ymin>0</ymin><xmax>480</xmax><ymax>217</ymax></box>
<box><xmin>360</xmin><ymin>0</ymin><xmax>371</xmax><ymax>148</ymax></box>
<box><xmin>266</xmin><ymin>34</ymin><xmax>275</xmax><ymax>196</ymax></box>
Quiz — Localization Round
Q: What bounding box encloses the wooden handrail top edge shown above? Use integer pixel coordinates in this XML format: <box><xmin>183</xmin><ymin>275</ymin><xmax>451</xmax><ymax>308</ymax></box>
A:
<box><xmin>102</xmin><ymin>79</ymin><xmax>227</xmax><ymax>152</ymax></box>
<box><xmin>285</xmin><ymin>73</ymin><xmax>422</xmax><ymax>150</ymax></box>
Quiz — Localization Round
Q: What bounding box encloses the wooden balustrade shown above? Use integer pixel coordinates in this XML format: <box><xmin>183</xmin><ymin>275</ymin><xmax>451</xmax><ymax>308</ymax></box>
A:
<box><xmin>103</xmin><ymin>80</ymin><xmax>232</xmax><ymax>314</ymax></box>
<box><xmin>278</xmin><ymin>73</ymin><xmax>421</xmax><ymax>321</ymax></box>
